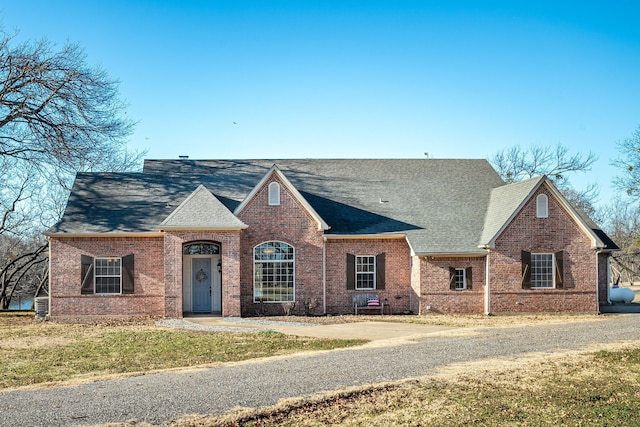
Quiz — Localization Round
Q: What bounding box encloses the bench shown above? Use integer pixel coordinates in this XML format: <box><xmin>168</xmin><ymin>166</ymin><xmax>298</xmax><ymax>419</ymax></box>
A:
<box><xmin>353</xmin><ymin>293</ymin><xmax>384</xmax><ymax>315</ymax></box>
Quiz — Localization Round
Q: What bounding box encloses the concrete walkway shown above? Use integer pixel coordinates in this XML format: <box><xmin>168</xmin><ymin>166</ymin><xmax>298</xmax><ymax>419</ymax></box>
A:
<box><xmin>185</xmin><ymin>316</ymin><xmax>455</xmax><ymax>340</ymax></box>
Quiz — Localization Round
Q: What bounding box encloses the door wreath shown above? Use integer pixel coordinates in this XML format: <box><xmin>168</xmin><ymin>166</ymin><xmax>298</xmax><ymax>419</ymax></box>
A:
<box><xmin>195</xmin><ymin>269</ymin><xmax>208</xmax><ymax>283</ymax></box>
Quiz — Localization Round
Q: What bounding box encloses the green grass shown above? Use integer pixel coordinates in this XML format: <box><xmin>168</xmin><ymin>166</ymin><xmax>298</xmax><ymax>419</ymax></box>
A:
<box><xmin>0</xmin><ymin>313</ymin><xmax>365</xmax><ymax>389</ymax></box>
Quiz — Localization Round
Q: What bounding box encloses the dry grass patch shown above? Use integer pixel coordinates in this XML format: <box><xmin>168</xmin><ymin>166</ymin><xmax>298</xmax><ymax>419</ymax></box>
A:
<box><xmin>0</xmin><ymin>313</ymin><xmax>365</xmax><ymax>390</ymax></box>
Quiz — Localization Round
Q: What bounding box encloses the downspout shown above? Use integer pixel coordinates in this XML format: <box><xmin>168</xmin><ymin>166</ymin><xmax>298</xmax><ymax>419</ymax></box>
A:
<box><xmin>607</xmin><ymin>252</ymin><xmax>611</xmax><ymax>304</ymax></box>
<box><xmin>595</xmin><ymin>249</ymin><xmax>609</xmax><ymax>313</ymax></box>
<box><xmin>484</xmin><ymin>249</ymin><xmax>491</xmax><ymax>315</ymax></box>
<box><xmin>322</xmin><ymin>237</ymin><xmax>327</xmax><ymax>315</ymax></box>
<box><xmin>46</xmin><ymin>236</ymin><xmax>51</xmax><ymax>318</ymax></box>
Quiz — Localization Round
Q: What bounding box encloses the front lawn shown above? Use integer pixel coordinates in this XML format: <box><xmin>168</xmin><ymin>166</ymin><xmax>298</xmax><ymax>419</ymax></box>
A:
<box><xmin>0</xmin><ymin>313</ymin><xmax>365</xmax><ymax>390</ymax></box>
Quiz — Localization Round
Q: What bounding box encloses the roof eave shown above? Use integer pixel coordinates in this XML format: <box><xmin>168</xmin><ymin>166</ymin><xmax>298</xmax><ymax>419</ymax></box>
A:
<box><xmin>158</xmin><ymin>226</ymin><xmax>248</xmax><ymax>232</ymax></box>
<box><xmin>45</xmin><ymin>231</ymin><xmax>165</xmax><ymax>238</ymax></box>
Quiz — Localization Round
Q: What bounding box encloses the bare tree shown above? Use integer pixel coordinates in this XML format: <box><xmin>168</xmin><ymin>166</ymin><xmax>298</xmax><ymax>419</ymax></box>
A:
<box><xmin>612</xmin><ymin>125</ymin><xmax>640</xmax><ymax>201</ymax></box>
<box><xmin>601</xmin><ymin>200</ymin><xmax>640</xmax><ymax>284</ymax></box>
<box><xmin>491</xmin><ymin>144</ymin><xmax>598</xmax><ymax>184</ymax></box>
<box><xmin>0</xmin><ymin>28</ymin><xmax>145</xmax><ymax>308</ymax></box>
<box><xmin>490</xmin><ymin>144</ymin><xmax>599</xmax><ymax>215</ymax></box>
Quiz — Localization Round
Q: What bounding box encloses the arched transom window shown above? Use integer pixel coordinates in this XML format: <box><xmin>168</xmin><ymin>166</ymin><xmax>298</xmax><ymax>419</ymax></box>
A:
<box><xmin>183</xmin><ymin>242</ymin><xmax>220</xmax><ymax>255</ymax></box>
<box><xmin>254</xmin><ymin>241</ymin><xmax>294</xmax><ymax>302</ymax></box>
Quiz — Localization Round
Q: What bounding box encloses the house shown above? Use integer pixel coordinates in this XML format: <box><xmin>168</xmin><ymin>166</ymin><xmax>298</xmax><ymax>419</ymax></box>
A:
<box><xmin>45</xmin><ymin>159</ymin><xmax>618</xmax><ymax>318</ymax></box>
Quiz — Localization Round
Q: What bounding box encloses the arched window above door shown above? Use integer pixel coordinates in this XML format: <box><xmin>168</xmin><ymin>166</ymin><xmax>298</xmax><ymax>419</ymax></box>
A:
<box><xmin>183</xmin><ymin>242</ymin><xmax>220</xmax><ymax>255</ymax></box>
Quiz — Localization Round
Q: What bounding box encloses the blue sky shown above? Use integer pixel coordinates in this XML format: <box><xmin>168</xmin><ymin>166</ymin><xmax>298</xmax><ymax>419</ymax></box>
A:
<box><xmin>2</xmin><ymin>1</ymin><xmax>639</xmax><ymax>206</ymax></box>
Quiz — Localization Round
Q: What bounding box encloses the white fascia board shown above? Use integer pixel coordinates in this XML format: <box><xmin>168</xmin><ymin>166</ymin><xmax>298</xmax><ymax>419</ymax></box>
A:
<box><xmin>324</xmin><ymin>233</ymin><xmax>407</xmax><ymax>240</ymax></box>
<box><xmin>415</xmin><ymin>252</ymin><xmax>488</xmax><ymax>258</ymax></box>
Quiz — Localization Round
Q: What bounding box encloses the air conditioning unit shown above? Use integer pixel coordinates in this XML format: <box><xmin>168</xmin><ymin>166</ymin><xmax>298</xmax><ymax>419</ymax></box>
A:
<box><xmin>34</xmin><ymin>297</ymin><xmax>49</xmax><ymax>319</ymax></box>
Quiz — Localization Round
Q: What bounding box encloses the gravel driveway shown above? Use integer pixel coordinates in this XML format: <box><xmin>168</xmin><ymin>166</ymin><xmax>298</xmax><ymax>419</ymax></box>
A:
<box><xmin>3</xmin><ymin>315</ymin><xmax>640</xmax><ymax>426</ymax></box>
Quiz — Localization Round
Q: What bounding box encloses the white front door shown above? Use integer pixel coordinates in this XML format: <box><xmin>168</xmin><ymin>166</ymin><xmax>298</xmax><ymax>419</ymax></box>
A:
<box><xmin>192</xmin><ymin>258</ymin><xmax>212</xmax><ymax>312</ymax></box>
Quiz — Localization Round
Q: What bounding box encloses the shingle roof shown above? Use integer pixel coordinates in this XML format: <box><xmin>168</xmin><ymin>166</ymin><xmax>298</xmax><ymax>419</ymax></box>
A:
<box><xmin>48</xmin><ymin>158</ymin><xmax>616</xmax><ymax>253</ymax></box>
<box><xmin>479</xmin><ymin>176</ymin><xmax>544</xmax><ymax>247</ymax></box>
<box><xmin>160</xmin><ymin>184</ymin><xmax>247</xmax><ymax>230</ymax></box>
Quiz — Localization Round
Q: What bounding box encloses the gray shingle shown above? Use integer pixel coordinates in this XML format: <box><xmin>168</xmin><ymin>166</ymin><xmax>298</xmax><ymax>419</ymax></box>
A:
<box><xmin>160</xmin><ymin>185</ymin><xmax>247</xmax><ymax>229</ymax></box>
<box><xmin>49</xmin><ymin>159</ymin><xmax>614</xmax><ymax>254</ymax></box>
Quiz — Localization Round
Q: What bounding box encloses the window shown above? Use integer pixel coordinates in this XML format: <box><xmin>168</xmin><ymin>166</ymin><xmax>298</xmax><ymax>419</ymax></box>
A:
<box><xmin>536</xmin><ymin>194</ymin><xmax>548</xmax><ymax>218</ymax></box>
<box><xmin>356</xmin><ymin>256</ymin><xmax>376</xmax><ymax>289</ymax></box>
<box><xmin>254</xmin><ymin>241</ymin><xmax>294</xmax><ymax>302</ymax></box>
<box><xmin>521</xmin><ymin>251</ymin><xmax>564</xmax><ymax>289</ymax></box>
<box><xmin>346</xmin><ymin>253</ymin><xmax>386</xmax><ymax>290</ymax></box>
<box><xmin>95</xmin><ymin>258</ymin><xmax>122</xmax><ymax>294</ymax></box>
<box><xmin>81</xmin><ymin>254</ymin><xmax>134</xmax><ymax>295</ymax></box>
<box><xmin>268</xmin><ymin>182</ymin><xmax>281</xmax><ymax>206</ymax></box>
<box><xmin>449</xmin><ymin>267</ymin><xmax>472</xmax><ymax>290</ymax></box>
<box><xmin>531</xmin><ymin>253</ymin><xmax>554</xmax><ymax>288</ymax></box>
<box><xmin>454</xmin><ymin>269</ymin><xmax>466</xmax><ymax>290</ymax></box>
<box><xmin>183</xmin><ymin>242</ymin><xmax>220</xmax><ymax>255</ymax></box>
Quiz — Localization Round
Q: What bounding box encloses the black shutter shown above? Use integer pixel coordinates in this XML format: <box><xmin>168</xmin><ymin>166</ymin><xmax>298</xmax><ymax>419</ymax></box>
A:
<box><xmin>555</xmin><ymin>251</ymin><xmax>564</xmax><ymax>289</ymax></box>
<box><xmin>346</xmin><ymin>253</ymin><xmax>355</xmax><ymax>290</ymax></box>
<box><xmin>449</xmin><ymin>267</ymin><xmax>456</xmax><ymax>290</ymax></box>
<box><xmin>376</xmin><ymin>253</ymin><xmax>385</xmax><ymax>290</ymax></box>
<box><xmin>81</xmin><ymin>255</ymin><xmax>94</xmax><ymax>294</ymax></box>
<box><xmin>466</xmin><ymin>267</ymin><xmax>473</xmax><ymax>290</ymax></box>
<box><xmin>122</xmin><ymin>254</ymin><xmax>135</xmax><ymax>294</ymax></box>
<box><xmin>521</xmin><ymin>251</ymin><xmax>532</xmax><ymax>289</ymax></box>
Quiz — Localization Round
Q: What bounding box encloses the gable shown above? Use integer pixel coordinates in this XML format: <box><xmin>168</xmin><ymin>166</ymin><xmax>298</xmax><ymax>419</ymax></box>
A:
<box><xmin>235</xmin><ymin>167</ymin><xmax>330</xmax><ymax>231</ymax></box>
<box><xmin>159</xmin><ymin>184</ymin><xmax>247</xmax><ymax>230</ymax></box>
<box><xmin>480</xmin><ymin>177</ymin><xmax>609</xmax><ymax>250</ymax></box>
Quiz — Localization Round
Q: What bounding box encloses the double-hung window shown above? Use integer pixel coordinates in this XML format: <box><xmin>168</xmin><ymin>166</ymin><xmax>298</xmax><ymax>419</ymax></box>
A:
<box><xmin>346</xmin><ymin>253</ymin><xmax>386</xmax><ymax>290</ymax></box>
<box><xmin>449</xmin><ymin>267</ymin><xmax>472</xmax><ymax>290</ymax></box>
<box><xmin>454</xmin><ymin>268</ymin><xmax>466</xmax><ymax>290</ymax></box>
<box><xmin>356</xmin><ymin>256</ymin><xmax>376</xmax><ymax>290</ymax></box>
<box><xmin>95</xmin><ymin>258</ymin><xmax>122</xmax><ymax>294</ymax></box>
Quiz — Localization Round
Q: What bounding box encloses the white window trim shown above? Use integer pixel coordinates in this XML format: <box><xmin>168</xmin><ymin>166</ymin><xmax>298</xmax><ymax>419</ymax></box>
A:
<box><xmin>536</xmin><ymin>194</ymin><xmax>548</xmax><ymax>218</ymax></box>
<box><xmin>355</xmin><ymin>255</ymin><xmax>376</xmax><ymax>290</ymax></box>
<box><xmin>268</xmin><ymin>182</ymin><xmax>281</xmax><ymax>206</ymax></box>
<box><xmin>94</xmin><ymin>257</ymin><xmax>122</xmax><ymax>294</ymax></box>
<box><xmin>253</xmin><ymin>241</ymin><xmax>295</xmax><ymax>303</ymax></box>
<box><xmin>531</xmin><ymin>252</ymin><xmax>555</xmax><ymax>289</ymax></box>
<box><xmin>454</xmin><ymin>268</ymin><xmax>467</xmax><ymax>290</ymax></box>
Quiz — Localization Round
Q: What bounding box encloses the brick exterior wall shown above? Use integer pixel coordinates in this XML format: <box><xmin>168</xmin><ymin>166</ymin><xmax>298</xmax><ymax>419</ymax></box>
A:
<box><xmin>49</xmin><ymin>178</ymin><xmax>610</xmax><ymax>318</ymax></box>
<box><xmin>325</xmin><ymin>238</ymin><xmax>411</xmax><ymax>314</ymax></box>
<box><xmin>163</xmin><ymin>230</ymin><xmax>242</xmax><ymax>317</ymax></box>
<box><xmin>236</xmin><ymin>174</ymin><xmax>325</xmax><ymax>316</ymax></box>
<box><xmin>487</xmin><ymin>185</ymin><xmax>600</xmax><ymax>314</ymax></box>
<box><xmin>416</xmin><ymin>256</ymin><xmax>486</xmax><ymax>314</ymax></box>
<box><xmin>49</xmin><ymin>236</ymin><xmax>165</xmax><ymax>317</ymax></box>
